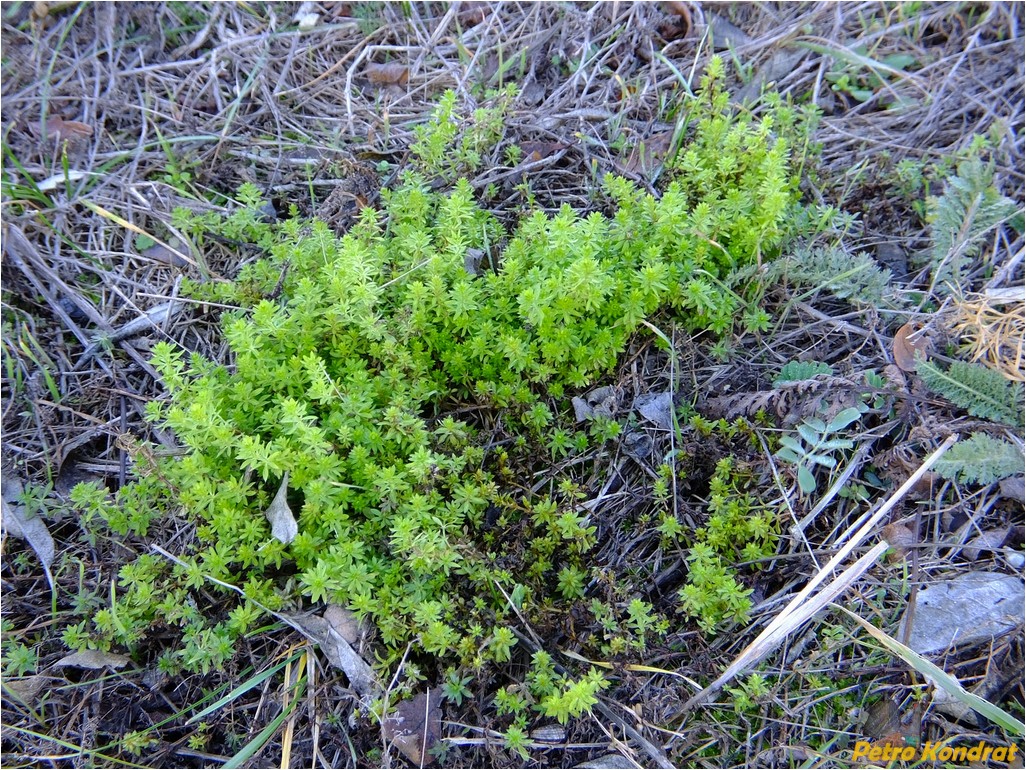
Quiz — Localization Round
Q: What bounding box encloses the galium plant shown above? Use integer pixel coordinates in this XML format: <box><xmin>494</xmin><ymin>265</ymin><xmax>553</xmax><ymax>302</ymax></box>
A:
<box><xmin>65</xmin><ymin>56</ymin><xmax>827</xmax><ymax>718</ymax></box>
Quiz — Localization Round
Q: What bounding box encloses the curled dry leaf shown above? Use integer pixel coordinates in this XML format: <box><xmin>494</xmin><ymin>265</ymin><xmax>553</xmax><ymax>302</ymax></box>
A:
<box><xmin>265</xmin><ymin>472</ymin><xmax>298</xmax><ymax>544</ymax></box>
<box><xmin>882</xmin><ymin>522</ymin><xmax>917</xmax><ymax>562</ymax></box>
<box><xmin>655</xmin><ymin>1</ymin><xmax>692</xmax><ymax>42</ymax></box>
<box><xmin>364</xmin><ymin>62</ymin><xmax>409</xmax><ymax>87</ymax></box>
<box><xmin>893</xmin><ymin>322</ymin><xmax>931</xmax><ymax>372</ymax></box>
<box><xmin>45</xmin><ymin>115</ymin><xmax>93</xmax><ymax>142</ymax></box>
<box><xmin>572</xmin><ymin>385</ymin><xmax>619</xmax><ymax>422</ymax></box>
<box><xmin>457</xmin><ymin>1</ymin><xmax>489</xmax><ymax>26</ymax></box>
<box><xmin>383</xmin><ymin>688</ymin><xmax>442</xmax><ymax>766</ymax></box>
<box><xmin>621</xmin><ymin>430</ymin><xmax>654</xmax><ymax>461</ymax></box>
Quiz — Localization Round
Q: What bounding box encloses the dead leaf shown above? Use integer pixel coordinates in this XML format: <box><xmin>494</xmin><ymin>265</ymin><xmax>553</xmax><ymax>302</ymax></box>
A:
<box><xmin>572</xmin><ymin>386</ymin><xmax>620</xmax><ymax>423</ymax></box>
<box><xmin>621</xmin><ymin>130</ymin><xmax>674</xmax><ymax>178</ymax></box>
<box><xmin>893</xmin><ymin>322</ymin><xmax>931</xmax><ymax>372</ymax></box>
<box><xmin>45</xmin><ymin>116</ymin><xmax>93</xmax><ymax>142</ymax></box>
<box><xmin>655</xmin><ymin>2</ymin><xmax>692</xmax><ymax>42</ymax></box>
<box><xmin>1</xmin><ymin>472</ymin><xmax>55</xmax><ymax>590</ymax></box>
<box><xmin>634</xmin><ymin>391</ymin><xmax>675</xmax><ymax>430</ymax></box>
<box><xmin>862</xmin><ymin>696</ymin><xmax>902</xmax><ymax>740</ymax></box>
<box><xmin>518</xmin><ymin>140</ymin><xmax>569</xmax><ymax>163</ymax></box>
<box><xmin>54</xmin><ymin>649</ymin><xmax>131</xmax><ymax>669</ymax></box>
<box><xmin>265</xmin><ymin>472</ymin><xmax>298</xmax><ymax>544</ymax></box>
<box><xmin>706</xmin><ymin>12</ymin><xmax>751</xmax><ymax>50</ymax></box>
<box><xmin>383</xmin><ymin>688</ymin><xmax>442</xmax><ymax>766</ymax></box>
<box><xmin>323</xmin><ymin>604</ymin><xmax>363</xmax><ymax>646</ymax></box>
<box><xmin>141</xmin><ymin>239</ymin><xmax>190</xmax><ymax>268</ymax></box>
<box><xmin>998</xmin><ymin>476</ymin><xmax>1025</xmax><ymax>503</ymax></box>
<box><xmin>457</xmin><ymin>1</ymin><xmax>489</xmax><ymax>26</ymax></box>
<box><xmin>963</xmin><ymin>527</ymin><xmax>1010</xmax><ymax>561</ymax></box>
<box><xmin>464</xmin><ymin>248</ymin><xmax>485</xmax><ymax>276</ymax></box>
<box><xmin>882</xmin><ymin>522</ymin><xmax>917</xmax><ymax>561</ymax></box>
<box><xmin>621</xmin><ymin>430</ymin><xmax>653</xmax><ymax>461</ymax></box>
<box><xmin>364</xmin><ymin>63</ymin><xmax>409</xmax><ymax>88</ymax></box>
<box><xmin>287</xmin><ymin>606</ymin><xmax>381</xmax><ymax>698</ymax></box>
<box><xmin>3</xmin><ymin>675</ymin><xmax>47</xmax><ymax>703</ymax></box>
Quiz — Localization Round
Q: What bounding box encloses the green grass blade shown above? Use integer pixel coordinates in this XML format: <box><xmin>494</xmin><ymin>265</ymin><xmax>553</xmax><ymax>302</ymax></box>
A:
<box><xmin>838</xmin><ymin>606</ymin><xmax>1025</xmax><ymax>737</ymax></box>
<box><xmin>222</xmin><ymin>675</ymin><xmax>306</xmax><ymax>769</ymax></box>
<box><xmin>186</xmin><ymin>651</ymin><xmax>300</xmax><ymax>725</ymax></box>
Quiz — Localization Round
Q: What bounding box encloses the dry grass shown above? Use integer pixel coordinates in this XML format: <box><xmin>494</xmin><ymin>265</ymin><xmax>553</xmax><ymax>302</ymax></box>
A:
<box><xmin>2</xmin><ymin>2</ymin><xmax>1023</xmax><ymax>768</ymax></box>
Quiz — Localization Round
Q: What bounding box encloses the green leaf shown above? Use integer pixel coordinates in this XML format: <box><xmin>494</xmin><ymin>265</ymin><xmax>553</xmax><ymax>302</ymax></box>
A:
<box><xmin>826</xmin><ymin>407</ymin><xmax>863</xmax><ymax>433</ymax></box>
<box><xmin>797</xmin><ymin>466</ymin><xmax>817</xmax><ymax>494</ymax></box>
<box><xmin>774</xmin><ymin>360</ymin><xmax>833</xmax><ymax>385</ymax></box>
<box><xmin>918</xmin><ymin>359</ymin><xmax>1025</xmax><ymax>426</ymax></box>
<box><xmin>797</xmin><ymin>423</ymin><xmax>822</xmax><ymax>445</ymax></box>
<box><xmin>934</xmin><ymin>433</ymin><xmax>1025</xmax><ymax>484</ymax></box>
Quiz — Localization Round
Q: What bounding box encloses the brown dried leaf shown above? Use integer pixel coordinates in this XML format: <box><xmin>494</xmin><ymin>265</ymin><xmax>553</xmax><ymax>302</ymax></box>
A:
<box><xmin>45</xmin><ymin>116</ymin><xmax>93</xmax><ymax>142</ymax></box>
<box><xmin>383</xmin><ymin>688</ymin><xmax>442</xmax><ymax>766</ymax></box>
<box><xmin>457</xmin><ymin>1</ymin><xmax>489</xmax><ymax>26</ymax></box>
<box><xmin>364</xmin><ymin>63</ymin><xmax>409</xmax><ymax>87</ymax></box>
<box><xmin>862</xmin><ymin>696</ymin><xmax>902</xmax><ymax>740</ymax></box>
<box><xmin>4</xmin><ymin>675</ymin><xmax>47</xmax><ymax>703</ymax></box>
<box><xmin>893</xmin><ymin>322</ymin><xmax>931</xmax><ymax>372</ymax></box>
<box><xmin>655</xmin><ymin>2</ymin><xmax>692</xmax><ymax>42</ymax></box>
<box><xmin>518</xmin><ymin>140</ymin><xmax>569</xmax><ymax>163</ymax></box>
<box><xmin>621</xmin><ymin>130</ymin><xmax>674</xmax><ymax>177</ymax></box>
<box><xmin>882</xmin><ymin>522</ymin><xmax>917</xmax><ymax>561</ymax></box>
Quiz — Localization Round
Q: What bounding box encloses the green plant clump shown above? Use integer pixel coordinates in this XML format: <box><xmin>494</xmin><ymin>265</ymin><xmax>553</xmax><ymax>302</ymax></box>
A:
<box><xmin>677</xmin><ymin>457</ymin><xmax>777</xmax><ymax>633</ymax></box>
<box><xmin>67</xmin><ymin>58</ymin><xmax>824</xmax><ymax>696</ymax></box>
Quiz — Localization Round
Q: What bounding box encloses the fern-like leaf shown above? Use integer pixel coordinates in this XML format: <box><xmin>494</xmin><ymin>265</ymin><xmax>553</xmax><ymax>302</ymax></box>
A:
<box><xmin>928</xmin><ymin>157</ymin><xmax>1019</xmax><ymax>293</ymax></box>
<box><xmin>934</xmin><ymin>433</ymin><xmax>1024</xmax><ymax>484</ymax></box>
<box><xmin>918</xmin><ymin>358</ymin><xmax>1025</xmax><ymax>427</ymax></box>
<box><xmin>774</xmin><ymin>360</ymin><xmax>833</xmax><ymax>386</ymax></box>
<box><xmin>775</xmin><ymin>245</ymin><xmax>893</xmax><ymax>306</ymax></box>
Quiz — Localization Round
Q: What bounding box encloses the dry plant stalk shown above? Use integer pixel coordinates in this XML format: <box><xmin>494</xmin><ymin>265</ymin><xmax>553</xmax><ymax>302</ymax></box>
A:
<box><xmin>950</xmin><ymin>289</ymin><xmax>1025</xmax><ymax>382</ymax></box>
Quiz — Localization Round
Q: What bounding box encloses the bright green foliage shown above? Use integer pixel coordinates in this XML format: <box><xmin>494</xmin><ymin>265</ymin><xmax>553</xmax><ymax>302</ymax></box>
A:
<box><xmin>727</xmin><ymin>672</ymin><xmax>771</xmax><ymax>712</ymax></box>
<box><xmin>934</xmin><ymin>433</ymin><xmax>1025</xmax><ymax>485</ymax></box>
<box><xmin>2</xmin><ymin>641</ymin><xmax>38</xmax><ymax>677</ymax></box>
<box><xmin>411</xmin><ymin>86</ymin><xmax>517</xmax><ymax>179</ymax></box>
<box><xmin>917</xmin><ymin>359</ymin><xmax>1025</xmax><ymax>427</ymax></box>
<box><xmin>668</xmin><ymin>57</ymin><xmax>827</xmax><ymax>276</ymax></box>
<box><xmin>678</xmin><ymin>458</ymin><xmax>777</xmax><ymax>633</ymax></box>
<box><xmin>537</xmin><ymin>668</ymin><xmax>610</xmax><ymax>724</ymax></box>
<box><xmin>68</xmin><ymin>59</ymin><xmax>821</xmax><ymax>710</ymax></box>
